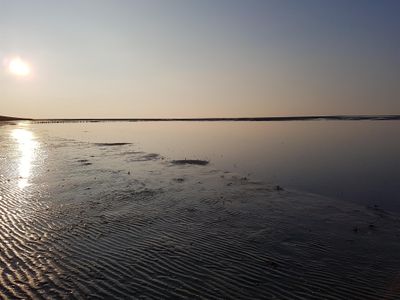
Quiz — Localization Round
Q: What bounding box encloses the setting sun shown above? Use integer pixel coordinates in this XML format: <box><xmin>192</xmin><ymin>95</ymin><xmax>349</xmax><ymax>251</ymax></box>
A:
<box><xmin>8</xmin><ymin>57</ymin><xmax>31</xmax><ymax>77</ymax></box>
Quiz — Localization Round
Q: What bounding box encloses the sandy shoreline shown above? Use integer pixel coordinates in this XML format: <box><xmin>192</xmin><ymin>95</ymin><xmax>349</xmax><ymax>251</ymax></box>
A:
<box><xmin>1</xmin><ymin>124</ymin><xmax>400</xmax><ymax>299</ymax></box>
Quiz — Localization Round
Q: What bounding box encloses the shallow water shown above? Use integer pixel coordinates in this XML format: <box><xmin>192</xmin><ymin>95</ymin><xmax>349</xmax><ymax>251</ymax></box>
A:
<box><xmin>32</xmin><ymin>120</ymin><xmax>400</xmax><ymax>211</ymax></box>
<box><xmin>1</xmin><ymin>121</ymin><xmax>400</xmax><ymax>299</ymax></box>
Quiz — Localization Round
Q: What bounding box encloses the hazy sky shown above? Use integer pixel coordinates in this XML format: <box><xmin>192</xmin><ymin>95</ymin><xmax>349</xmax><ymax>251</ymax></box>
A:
<box><xmin>1</xmin><ymin>0</ymin><xmax>399</xmax><ymax>118</ymax></box>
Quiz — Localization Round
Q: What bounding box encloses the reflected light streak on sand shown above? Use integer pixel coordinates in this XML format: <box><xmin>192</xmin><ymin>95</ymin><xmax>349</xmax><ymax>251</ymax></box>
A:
<box><xmin>11</xmin><ymin>128</ymin><xmax>38</xmax><ymax>189</ymax></box>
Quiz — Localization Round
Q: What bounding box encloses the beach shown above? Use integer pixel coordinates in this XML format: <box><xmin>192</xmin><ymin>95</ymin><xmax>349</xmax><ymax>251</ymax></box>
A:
<box><xmin>3</xmin><ymin>0</ymin><xmax>400</xmax><ymax>297</ymax></box>
<box><xmin>1</xmin><ymin>121</ymin><xmax>400</xmax><ymax>299</ymax></box>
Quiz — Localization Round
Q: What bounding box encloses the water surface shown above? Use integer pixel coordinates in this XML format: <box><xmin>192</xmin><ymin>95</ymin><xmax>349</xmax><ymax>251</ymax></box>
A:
<box><xmin>1</xmin><ymin>121</ymin><xmax>400</xmax><ymax>299</ymax></box>
<box><xmin>34</xmin><ymin>120</ymin><xmax>400</xmax><ymax>211</ymax></box>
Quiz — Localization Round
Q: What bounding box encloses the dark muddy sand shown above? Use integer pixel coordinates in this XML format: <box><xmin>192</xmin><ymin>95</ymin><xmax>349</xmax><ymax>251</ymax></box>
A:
<box><xmin>171</xmin><ymin>159</ymin><xmax>209</xmax><ymax>166</ymax></box>
<box><xmin>1</xmin><ymin>124</ymin><xmax>400</xmax><ymax>299</ymax></box>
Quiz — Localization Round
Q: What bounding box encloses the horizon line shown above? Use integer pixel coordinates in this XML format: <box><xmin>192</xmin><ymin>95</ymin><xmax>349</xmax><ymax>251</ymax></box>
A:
<box><xmin>17</xmin><ymin>114</ymin><xmax>400</xmax><ymax>122</ymax></box>
<box><xmin>2</xmin><ymin>114</ymin><xmax>400</xmax><ymax>122</ymax></box>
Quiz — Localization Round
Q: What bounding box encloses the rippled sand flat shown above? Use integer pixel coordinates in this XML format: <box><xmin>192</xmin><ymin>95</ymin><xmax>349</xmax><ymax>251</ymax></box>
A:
<box><xmin>1</xmin><ymin>123</ymin><xmax>400</xmax><ymax>299</ymax></box>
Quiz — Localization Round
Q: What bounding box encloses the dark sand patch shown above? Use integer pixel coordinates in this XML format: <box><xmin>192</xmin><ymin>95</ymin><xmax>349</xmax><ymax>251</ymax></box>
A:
<box><xmin>95</xmin><ymin>142</ymin><xmax>132</xmax><ymax>146</ymax></box>
<box><xmin>171</xmin><ymin>159</ymin><xmax>209</xmax><ymax>166</ymax></box>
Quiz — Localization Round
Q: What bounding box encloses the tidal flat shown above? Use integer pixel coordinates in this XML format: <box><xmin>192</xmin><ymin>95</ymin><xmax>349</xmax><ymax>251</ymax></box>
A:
<box><xmin>1</xmin><ymin>121</ymin><xmax>400</xmax><ymax>299</ymax></box>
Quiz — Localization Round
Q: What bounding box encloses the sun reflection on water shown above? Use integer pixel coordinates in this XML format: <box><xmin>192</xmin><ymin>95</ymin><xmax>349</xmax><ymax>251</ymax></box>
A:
<box><xmin>11</xmin><ymin>128</ymin><xmax>39</xmax><ymax>189</ymax></box>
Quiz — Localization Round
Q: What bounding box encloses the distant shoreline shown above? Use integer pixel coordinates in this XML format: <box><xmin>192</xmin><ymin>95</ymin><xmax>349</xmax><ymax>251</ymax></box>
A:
<box><xmin>1</xmin><ymin>115</ymin><xmax>400</xmax><ymax>123</ymax></box>
<box><xmin>32</xmin><ymin>115</ymin><xmax>400</xmax><ymax>123</ymax></box>
<box><xmin>0</xmin><ymin>116</ymin><xmax>32</xmax><ymax>121</ymax></box>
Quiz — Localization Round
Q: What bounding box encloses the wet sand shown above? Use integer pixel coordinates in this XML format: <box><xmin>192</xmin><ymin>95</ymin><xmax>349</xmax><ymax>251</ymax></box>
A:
<box><xmin>1</xmin><ymin>123</ymin><xmax>400</xmax><ymax>299</ymax></box>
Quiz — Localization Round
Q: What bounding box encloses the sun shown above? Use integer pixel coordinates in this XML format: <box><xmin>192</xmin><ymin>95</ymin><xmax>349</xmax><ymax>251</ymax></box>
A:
<box><xmin>8</xmin><ymin>57</ymin><xmax>31</xmax><ymax>77</ymax></box>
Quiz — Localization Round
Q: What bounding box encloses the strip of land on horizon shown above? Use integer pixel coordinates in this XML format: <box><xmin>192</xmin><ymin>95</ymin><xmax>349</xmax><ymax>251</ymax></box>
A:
<box><xmin>1</xmin><ymin>115</ymin><xmax>400</xmax><ymax>122</ymax></box>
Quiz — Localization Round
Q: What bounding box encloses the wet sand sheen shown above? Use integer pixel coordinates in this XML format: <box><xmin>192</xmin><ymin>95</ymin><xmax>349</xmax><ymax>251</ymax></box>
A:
<box><xmin>1</xmin><ymin>124</ymin><xmax>400</xmax><ymax>299</ymax></box>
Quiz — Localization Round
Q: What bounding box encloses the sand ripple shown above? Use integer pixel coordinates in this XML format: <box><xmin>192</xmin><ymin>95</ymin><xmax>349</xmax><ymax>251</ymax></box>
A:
<box><xmin>1</xmin><ymin>125</ymin><xmax>400</xmax><ymax>299</ymax></box>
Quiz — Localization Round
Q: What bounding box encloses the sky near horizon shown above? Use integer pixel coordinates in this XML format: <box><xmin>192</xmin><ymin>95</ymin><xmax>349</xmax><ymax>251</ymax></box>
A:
<box><xmin>1</xmin><ymin>0</ymin><xmax>399</xmax><ymax>118</ymax></box>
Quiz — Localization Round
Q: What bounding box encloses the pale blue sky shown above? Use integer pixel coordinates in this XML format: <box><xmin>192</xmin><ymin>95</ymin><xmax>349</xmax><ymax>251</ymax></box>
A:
<box><xmin>1</xmin><ymin>0</ymin><xmax>399</xmax><ymax>118</ymax></box>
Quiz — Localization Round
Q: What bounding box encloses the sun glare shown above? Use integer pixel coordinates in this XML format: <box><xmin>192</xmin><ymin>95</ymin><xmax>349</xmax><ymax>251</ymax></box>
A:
<box><xmin>8</xmin><ymin>57</ymin><xmax>31</xmax><ymax>77</ymax></box>
<box><xmin>11</xmin><ymin>129</ymin><xmax>38</xmax><ymax>189</ymax></box>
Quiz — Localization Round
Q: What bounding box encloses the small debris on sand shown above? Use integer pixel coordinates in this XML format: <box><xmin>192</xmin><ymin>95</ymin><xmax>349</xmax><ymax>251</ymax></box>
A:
<box><xmin>77</xmin><ymin>159</ymin><xmax>92</xmax><ymax>166</ymax></box>
<box><xmin>173</xmin><ymin>178</ymin><xmax>185</xmax><ymax>183</ymax></box>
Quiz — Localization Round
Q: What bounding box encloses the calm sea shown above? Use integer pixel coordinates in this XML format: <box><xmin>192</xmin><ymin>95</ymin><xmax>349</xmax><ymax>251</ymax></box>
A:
<box><xmin>29</xmin><ymin>120</ymin><xmax>400</xmax><ymax>211</ymax></box>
